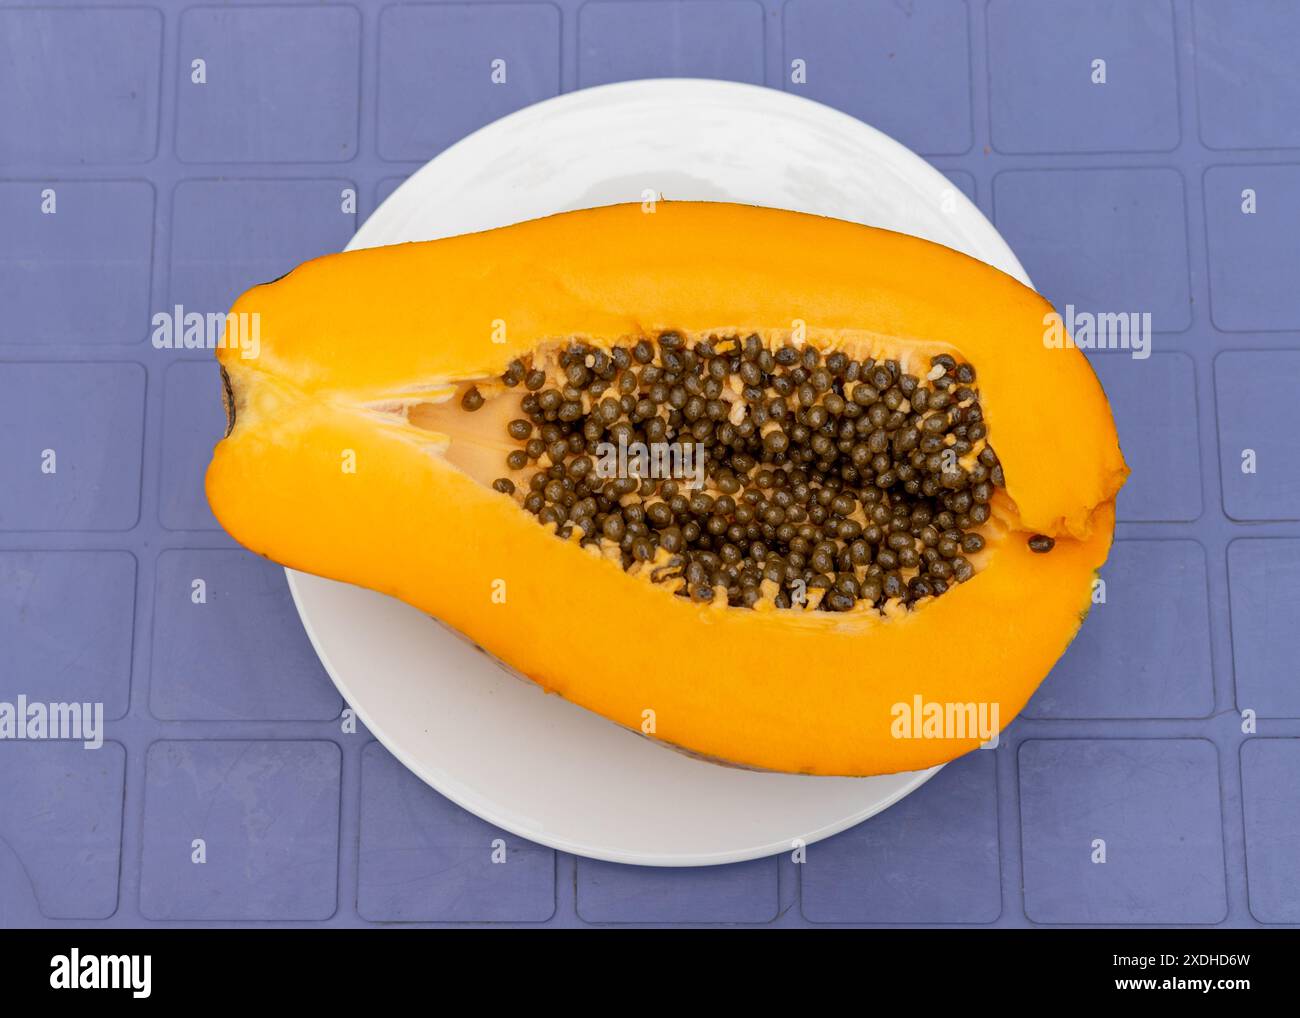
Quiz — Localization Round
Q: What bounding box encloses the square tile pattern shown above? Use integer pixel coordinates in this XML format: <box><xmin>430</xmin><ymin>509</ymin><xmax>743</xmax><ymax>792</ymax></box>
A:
<box><xmin>150</xmin><ymin>550</ymin><xmax>342</xmax><ymax>721</ymax></box>
<box><xmin>0</xmin><ymin>362</ymin><xmax>146</xmax><ymax>531</ymax></box>
<box><xmin>378</xmin><ymin>4</ymin><xmax>561</xmax><ymax>161</ymax></box>
<box><xmin>139</xmin><ymin>740</ymin><xmax>341</xmax><ymax>920</ymax></box>
<box><xmin>0</xmin><ymin>551</ymin><xmax>137</xmax><ymax>720</ymax></box>
<box><xmin>1024</xmin><ymin>540</ymin><xmax>1213</xmax><ymax>719</ymax></box>
<box><xmin>993</xmin><ymin>168</ymin><xmax>1192</xmax><ymax>332</ymax></box>
<box><xmin>1203</xmin><ymin>165</ymin><xmax>1300</xmax><ymax>332</ymax></box>
<box><xmin>1227</xmin><ymin>539</ymin><xmax>1300</xmax><ymax>717</ymax></box>
<box><xmin>1240</xmin><ymin>740</ymin><xmax>1300</xmax><ymax>923</ymax></box>
<box><xmin>175</xmin><ymin>6</ymin><xmax>362</xmax><ymax>163</ymax></box>
<box><xmin>1215</xmin><ymin>351</ymin><xmax>1300</xmax><ymax>519</ymax></box>
<box><xmin>987</xmin><ymin>0</ymin><xmax>1180</xmax><ymax>154</ymax></box>
<box><xmin>1019</xmin><ymin>740</ymin><xmax>1227</xmax><ymax>924</ymax></box>
<box><xmin>801</xmin><ymin>750</ymin><xmax>1001</xmax><ymax>923</ymax></box>
<box><xmin>0</xmin><ymin>180</ymin><xmax>155</xmax><ymax>345</ymax></box>
<box><xmin>1193</xmin><ymin>0</ymin><xmax>1300</xmax><ymax>151</ymax></box>
<box><xmin>579</xmin><ymin>1</ymin><xmax>765</xmax><ymax>87</ymax></box>
<box><xmin>0</xmin><ymin>7</ymin><xmax>163</xmax><ymax>164</ymax></box>
<box><xmin>0</xmin><ymin>0</ymin><xmax>1293</xmax><ymax>927</ymax></box>
<box><xmin>358</xmin><ymin>742</ymin><xmax>555</xmax><ymax>922</ymax></box>
<box><xmin>783</xmin><ymin>0</ymin><xmax>972</xmax><ymax>156</ymax></box>
<box><xmin>577</xmin><ymin>855</ymin><xmax>779</xmax><ymax>924</ymax></box>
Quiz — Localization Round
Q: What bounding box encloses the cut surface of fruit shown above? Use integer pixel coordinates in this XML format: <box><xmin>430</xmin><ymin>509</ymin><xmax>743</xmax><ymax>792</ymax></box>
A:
<box><xmin>409</xmin><ymin>333</ymin><xmax>1005</xmax><ymax>614</ymax></box>
<box><xmin>207</xmin><ymin>201</ymin><xmax>1127</xmax><ymax>776</ymax></box>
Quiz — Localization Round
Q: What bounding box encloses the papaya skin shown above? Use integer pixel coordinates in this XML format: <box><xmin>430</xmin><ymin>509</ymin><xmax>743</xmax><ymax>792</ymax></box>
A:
<box><xmin>206</xmin><ymin>201</ymin><xmax>1126</xmax><ymax>777</ymax></box>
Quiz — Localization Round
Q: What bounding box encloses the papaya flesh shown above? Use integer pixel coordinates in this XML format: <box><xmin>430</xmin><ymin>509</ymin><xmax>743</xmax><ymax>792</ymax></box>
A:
<box><xmin>206</xmin><ymin>202</ymin><xmax>1127</xmax><ymax>777</ymax></box>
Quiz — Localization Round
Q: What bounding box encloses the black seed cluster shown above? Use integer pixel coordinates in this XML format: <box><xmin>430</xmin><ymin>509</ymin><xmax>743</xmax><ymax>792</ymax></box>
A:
<box><xmin>478</xmin><ymin>332</ymin><xmax>1007</xmax><ymax>612</ymax></box>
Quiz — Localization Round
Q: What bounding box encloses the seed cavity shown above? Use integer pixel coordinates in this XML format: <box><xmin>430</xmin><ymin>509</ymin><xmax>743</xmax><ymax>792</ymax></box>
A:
<box><xmin>475</xmin><ymin>332</ymin><xmax>1014</xmax><ymax>614</ymax></box>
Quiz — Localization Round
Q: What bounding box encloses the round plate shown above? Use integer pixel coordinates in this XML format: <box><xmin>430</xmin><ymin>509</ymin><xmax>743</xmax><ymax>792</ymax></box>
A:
<box><xmin>287</xmin><ymin>79</ymin><xmax>1031</xmax><ymax>867</ymax></box>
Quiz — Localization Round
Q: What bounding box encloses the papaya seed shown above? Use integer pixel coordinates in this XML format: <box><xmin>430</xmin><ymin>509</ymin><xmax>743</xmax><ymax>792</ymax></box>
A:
<box><xmin>481</xmin><ymin>333</ymin><xmax>1013</xmax><ymax>614</ymax></box>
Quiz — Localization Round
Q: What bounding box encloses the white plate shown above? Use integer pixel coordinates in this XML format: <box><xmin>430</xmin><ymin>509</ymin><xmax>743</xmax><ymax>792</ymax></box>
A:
<box><xmin>287</xmin><ymin>79</ymin><xmax>1032</xmax><ymax>867</ymax></box>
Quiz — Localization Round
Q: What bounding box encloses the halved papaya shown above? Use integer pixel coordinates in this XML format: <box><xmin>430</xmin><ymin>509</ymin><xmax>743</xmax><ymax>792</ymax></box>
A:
<box><xmin>206</xmin><ymin>202</ymin><xmax>1127</xmax><ymax>776</ymax></box>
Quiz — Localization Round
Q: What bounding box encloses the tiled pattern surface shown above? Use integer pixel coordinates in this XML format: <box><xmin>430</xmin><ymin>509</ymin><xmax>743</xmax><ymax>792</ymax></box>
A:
<box><xmin>0</xmin><ymin>0</ymin><xmax>1295</xmax><ymax>928</ymax></box>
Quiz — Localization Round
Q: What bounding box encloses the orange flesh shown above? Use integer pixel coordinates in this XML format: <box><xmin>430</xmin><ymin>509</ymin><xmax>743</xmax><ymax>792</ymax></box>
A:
<box><xmin>207</xmin><ymin>202</ymin><xmax>1127</xmax><ymax>776</ymax></box>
